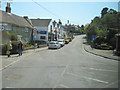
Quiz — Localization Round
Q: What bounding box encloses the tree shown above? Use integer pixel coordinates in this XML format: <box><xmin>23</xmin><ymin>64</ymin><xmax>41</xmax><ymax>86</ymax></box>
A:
<box><xmin>101</xmin><ymin>7</ymin><xmax>108</xmax><ymax>17</ymax></box>
<box><xmin>108</xmin><ymin>9</ymin><xmax>118</xmax><ymax>14</ymax></box>
<box><xmin>101</xmin><ymin>13</ymin><xmax>118</xmax><ymax>28</ymax></box>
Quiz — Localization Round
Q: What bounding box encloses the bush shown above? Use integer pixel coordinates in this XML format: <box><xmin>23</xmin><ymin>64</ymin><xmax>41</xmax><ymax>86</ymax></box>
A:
<box><xmin>93</xmin><ymin>36</ymin><xmax>106</xmax><ymax>45</ymax></box>
<box><xmin>100</xmin><ymin>43</ymin><xmax>107</xmax><ymax>46</ymax></box>
<box><xmin>2</xmin><ymin>30</ymin><xmax>11</xmax><ymax>44</ymax></box>
<box><xmin>10</xmin><ymin>33</ymin><xmax>18</xmax><ymax>41</ymax></box>
<box><xmin>23</xmin><ymin>43</ymin><xmax>34</xmax><ymax>50</ymax></box>
<box><xmin>11</xmin><ymin>41</ymin><xmax>19</xmax><ymax>54</ymax></box>
<box><xmin>108</xmin><ymin>37</ymin><xmax>116</xmax><ymax>49</ymax></box>
<box><xmin>0</xmin><ymin>44</ymin><xmax>8</xmax><ymax>55</ymax></box>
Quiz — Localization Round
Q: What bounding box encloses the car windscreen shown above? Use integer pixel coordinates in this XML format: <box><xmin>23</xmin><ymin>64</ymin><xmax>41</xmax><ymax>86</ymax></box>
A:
<box><xmin>56</xmin><ymin>43</ymin><xmax>59</xmax><ymax>44</ymax></box>
<box><xmin>49</xmin><ymin>42</ymin><xmax>55</xmax><ymax>44</ymax></box>
<box><xmin>58</xmin><ymin>41</ymin><xmax>63</xmax><ymax>42</ymax></box>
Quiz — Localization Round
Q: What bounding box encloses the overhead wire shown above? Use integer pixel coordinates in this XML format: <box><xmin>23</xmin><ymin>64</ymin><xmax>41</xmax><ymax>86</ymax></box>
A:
<box><xmin>31</xmin><ymin>0</ymin><xmax>80</xmax><ymax>25</ymax></box>
<box><xmin>32</xmin><ymin>0</ymin><xmax>61</xmax><ymax>19</ymax></box>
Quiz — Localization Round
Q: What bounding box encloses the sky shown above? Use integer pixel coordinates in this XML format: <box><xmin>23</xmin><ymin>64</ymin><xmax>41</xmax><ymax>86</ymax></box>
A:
<box><xmin>0</xmin><ymin>0</ymin><xmax>119</xmax><ymax>26</ymax></box>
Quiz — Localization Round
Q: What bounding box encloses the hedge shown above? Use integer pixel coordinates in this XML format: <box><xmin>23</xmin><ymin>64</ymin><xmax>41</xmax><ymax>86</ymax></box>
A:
<box><xmin>11</xmin><ymin>41</ymin><xmax>19</xmax><ymax>54</ymax></box>
<box><xmin>0</xmin><ymin>44</ymin><xmax>8</xmax><ymax>55</ymax></box>
<box><xmin>0</xmin><ymin>41</ymin><xmax>19</xmax><ymax>55</ymax></box>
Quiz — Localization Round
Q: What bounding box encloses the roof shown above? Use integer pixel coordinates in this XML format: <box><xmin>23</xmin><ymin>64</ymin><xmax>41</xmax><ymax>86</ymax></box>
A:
<box><xmin>0</xmin><ymin>10</ymin><xmax>33</xmax><ymax>28</ymax></box>
<box><xmin>31</xmin><ymin>19</ymin><xmax>52</xmax><ymax>27</ymax></box>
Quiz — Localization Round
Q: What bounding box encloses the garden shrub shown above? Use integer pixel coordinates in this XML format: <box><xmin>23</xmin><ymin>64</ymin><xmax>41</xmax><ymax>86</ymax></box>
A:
<box><xmin>11</xmin><ymin>41</ymin><xmax>19</xmax><ymax>54</ymax></box>
<box><xmin>1</xmin><ymin>44</ymin><xmax>8</xmax><ymax>55</ymax></box>
<box><xmin>10</xmin><ymin>33</ymin><xmax>18</xmax><ymax>41</ymax></box>
<box><xmin>94</xmin><ymin>36</ymin><xmax>106</xmax><ymax>45</ymax></box>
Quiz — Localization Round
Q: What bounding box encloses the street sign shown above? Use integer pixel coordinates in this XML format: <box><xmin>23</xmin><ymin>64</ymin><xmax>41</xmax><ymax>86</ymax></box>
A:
<box><xmin>92</xmin><ymin>35</ymin><xmax>95</xmax><ymax>40</ymax></box>
<box><xmin>0</xmin><ymin>26</ymin><xmax>4</xmax><ymax>30</ymax></box>
<box><xmin>40</xmin><ymin>31</ymin><xmax>47</xmax><ymax>34</ymax></box>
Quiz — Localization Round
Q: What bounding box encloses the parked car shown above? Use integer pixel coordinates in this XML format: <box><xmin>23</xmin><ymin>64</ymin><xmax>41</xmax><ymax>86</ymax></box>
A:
<box><xmin>65</xmin><ymin>39</ymin><xmax>70</xmax><ymax>44</ymax></box>
<box><xmin>67</xmin><ymin>37</ymin><xmax>72</xmax><ymax>42</ymax></box>
<box><xmin>57</xmin><ymin>39</ymin><xmax>65</xmax><ymax>47</ymax></box>
<box><xmin>48</xmin><ymin>41</ymin><xmax>61</xmax><ymax>49</ymax></box>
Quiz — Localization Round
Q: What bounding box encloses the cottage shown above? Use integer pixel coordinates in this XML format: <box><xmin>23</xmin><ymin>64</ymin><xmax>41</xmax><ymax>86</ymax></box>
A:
<box><xmin>52</xmin><ymin>20</ymin><xmax>64</xmax><ymax>40</ymax></box>
<box><xmin>0</xmin><ymin>3</ymin><xmax>33</xmax><ymax>44</ymax></box>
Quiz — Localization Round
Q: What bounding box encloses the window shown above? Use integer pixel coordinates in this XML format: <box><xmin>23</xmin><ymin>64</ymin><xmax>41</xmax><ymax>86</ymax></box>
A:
<box><xmin>40</xmin><ymin>36</ymin><xmax>46</xmax><ymax>40</ymax></box>
<box><xmin>50</xmin><ymin>25</ymin><xmax>52</xmax><ymax>32</ymax></box>
<box><xmin>25</xmin><ymin>28</ymin><xmax>29</xmax><ymax>33</ymax></box>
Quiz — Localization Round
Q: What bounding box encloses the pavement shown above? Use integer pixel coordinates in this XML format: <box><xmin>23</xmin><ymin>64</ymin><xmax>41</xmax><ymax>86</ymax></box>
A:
<box><xmin>0</xmin><ymin>47</ymin><xmax>48</xmax><ymax>71</ymax></box>
<box><xmin>82</xmin><ymin>37</ymin><xmax>120</xmax><ymax>61</ymax></box>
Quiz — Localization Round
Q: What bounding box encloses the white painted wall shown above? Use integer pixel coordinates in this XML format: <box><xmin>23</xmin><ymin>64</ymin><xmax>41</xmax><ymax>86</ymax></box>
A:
<box><xmin>33</xmin><ymin>27</ymin><xmax>48</xmax><ymax>42</ymax></box>
<box><xmin>33</xmin><ymin>20</ymin><xmax>53</xmax><ymax>42</ymax></box>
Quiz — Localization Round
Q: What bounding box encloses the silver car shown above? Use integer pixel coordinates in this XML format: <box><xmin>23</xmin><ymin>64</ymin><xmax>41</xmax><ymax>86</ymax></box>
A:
<box><xmin>48</xmin><ymin>41</ymin><xmax>61</xmax><ymax>49</ymax></box>
<box><xmin>57</xmin><ymin>39</ymin><xmax>65</xmax><ymax>47</ymax></box>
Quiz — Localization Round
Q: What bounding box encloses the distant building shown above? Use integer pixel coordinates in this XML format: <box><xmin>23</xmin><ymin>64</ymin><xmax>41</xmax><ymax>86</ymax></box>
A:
<box><xmin>0</xmin><ymin>3</ymin><xmax>33</xmax><ymax>44</ymax></box>
<box><xmin>59</xmin><ymin>26</ymin><xmax>67</xmax><ymax>38</ymax></box>
<box><xmin>75</xmin><ymin>25</ymin><xmax>78</xmax><ymax>31</ymax></box>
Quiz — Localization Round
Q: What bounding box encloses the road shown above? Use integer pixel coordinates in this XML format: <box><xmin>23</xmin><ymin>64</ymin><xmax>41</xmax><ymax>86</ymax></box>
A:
<box><xmin>2</xmin><ymin>35</ymin><xmax>118</xmax><ymax>88</ymax></box>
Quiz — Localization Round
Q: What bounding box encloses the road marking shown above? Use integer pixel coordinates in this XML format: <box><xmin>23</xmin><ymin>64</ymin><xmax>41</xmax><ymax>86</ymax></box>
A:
<box><xmin>0</xmin><ymin>48</ymin><xmax>47</xmax><ymax>71</ymax></box>
<box><xmin>83</xmin><ymin>77</ymin><xmax>109</xmax><ymax>84</ymax></box>
<box><xmin>104</xmin><ymin>80</ymin><xmax>119</xmax><ymax>88</ymax></box>
<box><xmin>0</xmin><ymin>53</ymin><xmax>33</xmax><ymax>71</ymax></box>
<box><xmin>54</xmin><ymin>64</ymin><xmax>69</xmax><ymax>88</ymax></box>
<box><xmin>59</xmin><ymin>84</ymin><xmax>70</xmax><ymax>88</ymax></box>
<box><xmin>81</xmin><ymin>67</ymin><xmax>118</xmax><ymax>72</ymax></box>
<box><xmin>89</xmin><ymin>68</ymin><xmax>118</xmax><ymax>72</ymax></box>
<box><xmin>0</xmin><ymin>59</ymin><xmax>20</xmax><ymax>71</ymax></box>
<box><xmin>66</xmin><ymin>72</ymin><xmax>109</xmax><ymax>84</ymax></box>
<box><xmin>6</xmin><ymin>86</ymin><xmax>14</xmax><ymax>88</ymax></box>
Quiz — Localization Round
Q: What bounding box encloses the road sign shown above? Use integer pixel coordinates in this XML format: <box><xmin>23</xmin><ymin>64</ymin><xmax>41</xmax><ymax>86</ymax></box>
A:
<box><xmin>40</xmin><ymin>31</ymin><xmax>47</xmax><ymax>34</ymax></box>
<box><xmin>92</xmin><ymin>35</ymin><xmax>95</xmax><ymax>40</ymax></box>
<box><xmin>54</xmin><ymin>30</ymin><xmax>57</xmax><ymax>33</ymax></box>
<box><xmin>0</xmin><ymin>26</ymin><xmax>4</xmax><ymax>30</ymax></box>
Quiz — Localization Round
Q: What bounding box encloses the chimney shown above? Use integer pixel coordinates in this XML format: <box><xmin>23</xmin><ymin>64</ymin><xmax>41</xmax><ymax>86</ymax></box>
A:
<box><xmin>23</xmin><ymin>16</ymin><xmax>28</xmax><ymax>19</ymax></box>
<box><xmin>6</xmin><ymin>2</ymin><xmax>11</xmax><ymax>13</ymax></box>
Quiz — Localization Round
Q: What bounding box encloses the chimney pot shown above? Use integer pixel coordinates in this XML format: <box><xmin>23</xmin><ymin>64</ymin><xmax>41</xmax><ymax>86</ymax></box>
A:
<box><xmin>23</xmin><ymin>16</ymin><xmax>28</xmax><ymax>19</ymax></box>
<box><xmin>6</xmin><ymin>2</ymin><xmax>11</xmax><ymax>13</ymax></box>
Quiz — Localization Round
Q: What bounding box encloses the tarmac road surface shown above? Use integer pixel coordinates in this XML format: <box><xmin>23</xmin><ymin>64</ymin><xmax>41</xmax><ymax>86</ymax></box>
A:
<box><xmin>2</xmin><ymin>35</ymin><xmax>118</xmax><ymax>88</ymax></box>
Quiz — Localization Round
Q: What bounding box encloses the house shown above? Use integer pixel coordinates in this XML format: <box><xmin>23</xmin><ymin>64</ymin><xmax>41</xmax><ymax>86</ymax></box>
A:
<box><xmin>59</xmin><ymin>26</ymin><xmax>67</xmax><ymax>39</ymax></box>
<box><xmin>52</xmin><ymin>20</ymin><xmax>63</xmax><ymax>40</ymax></box>
<box><xmin>0</xmin><ymin>3</ymin><xmax>33</xmax><ymax>44</ymax></box>
<box><xmin>31</xmin><ymin>18</ymin><xmax>53</xmax><ymax>44</ymax></box>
